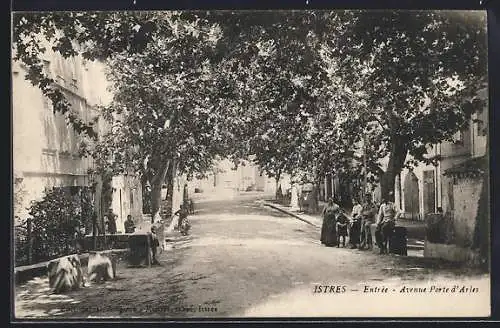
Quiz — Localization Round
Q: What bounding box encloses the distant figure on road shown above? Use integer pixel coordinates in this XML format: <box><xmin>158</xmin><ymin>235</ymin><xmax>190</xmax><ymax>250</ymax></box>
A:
<box><xmin>174</xmin><ymin>204</ymin><xmax>189</xmax><ymax>230</ymax></box>
<box><xmin>187</xmin><ymin>199</ymin><xmax>195</xmax><ymax>214</ymax></box>
<box><xmin>320</xmin><ymin>198</ymin><xmax>341</xmax><ymax>247</ymax></box>
<box><xmin>375</xmin><ymin>191</ymin><xmax>401</xmax><ymax>254</ymax></box>
<box><xmin>309</xmin><ymin>186</ymin><xmax>319</xmax><ymax>213</ymax></box>
<box><xmin>124</xmin><ymin>215</ymin><xmax>136</xmax><ymax>233</ymax></box>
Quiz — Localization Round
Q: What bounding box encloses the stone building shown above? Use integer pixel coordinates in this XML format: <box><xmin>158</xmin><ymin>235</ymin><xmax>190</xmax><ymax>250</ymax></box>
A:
<box><xmin>12</xmin><ymin>46</ymin><xmax>143</xmax><ymax>234</ymax></box>
<box><xmin>186</xmin><ymin>158</ymin><xmax>273</xmax><ymax>199</ymax></box>
<box><xmin>394</xmin><ymin>89</ymin><xmax>489</xmax><ymax>263</ymax></box>
<box><xmin>396</xmin><ymin>88</ymin><xmax>488</xmax><ymax>222</ymax></box>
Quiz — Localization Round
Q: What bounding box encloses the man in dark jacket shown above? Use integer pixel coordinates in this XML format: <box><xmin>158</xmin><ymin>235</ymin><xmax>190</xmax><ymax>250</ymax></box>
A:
<box><xmin>149</xmin><ymin>226</ymin><xmax>160</xmax><ymax>265</ymax></box>
<box><xmin>106</xmin><ymin>212</ymin><xmax>117</xmax><ymax>234</ymax></box>
<box><xmin>124</xmin><ymin>215</ymin><xmax>136</xmax><ymax>233</ymax></box>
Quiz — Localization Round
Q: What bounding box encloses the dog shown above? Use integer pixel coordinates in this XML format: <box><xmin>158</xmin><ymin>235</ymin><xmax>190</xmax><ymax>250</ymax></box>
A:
<box><xmin>47</xmin><ymin>255</ymin><xmax>85</xmax><ymax>294</ymax></box>
<box><xmin>87</xmin><ymin>252</ymin><xmax>116</xmax><ymax>283</ymax></box>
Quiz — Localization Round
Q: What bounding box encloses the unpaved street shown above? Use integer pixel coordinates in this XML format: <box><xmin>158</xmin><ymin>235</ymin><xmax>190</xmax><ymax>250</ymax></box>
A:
<box><xmin>15</xmin><ymin>195</ymin><xmax>489</xmax><ymax>319</ymax></box>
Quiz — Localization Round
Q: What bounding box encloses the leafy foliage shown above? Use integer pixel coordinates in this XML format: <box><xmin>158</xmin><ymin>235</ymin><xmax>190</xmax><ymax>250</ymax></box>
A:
<box><xmin>318</xmin><ymin>10</ymin><xmax>487</xmax><ymax>197</ymax></box>
<box><xmin>211</xmin><ymin>11</ymin><xmax>344</xmax><ymax>181</ymax></box>
<box><xmin>15</xmin><ymin>187</ymin><xmax>93</xmax><ymax>266</ymax></box>
<box><xmin>13</xmin><ymin>10</ymin><xmax>488</xmax><ymax>203</ymax></box>
<box><xmin>94</xmin><ymin>14</ymin><xmax>233</xmax><ymax>176</ymax></box>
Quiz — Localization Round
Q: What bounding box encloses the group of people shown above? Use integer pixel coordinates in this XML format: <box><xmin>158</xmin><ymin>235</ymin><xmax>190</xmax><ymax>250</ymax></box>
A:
<box><xmin>320</xmin><ymin>191</ymin><xmax>402</xmax><ymax>254</ymax></box>
<box><xmin>149</xmin><ymin>202</ymin><xmax>192</xmax><ymax>265</ymax></box>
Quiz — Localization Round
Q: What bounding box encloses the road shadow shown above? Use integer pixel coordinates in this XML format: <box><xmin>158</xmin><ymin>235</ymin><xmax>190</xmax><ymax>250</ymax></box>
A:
<box><xmin>379</xmin><ymin>254</ymin><xmax>488</xmax><ymax>279</ymax></box>
<box><xmin>14</xmin><ymin>239</ymin><xmax>217</xmax><ymax>319</ymax></box>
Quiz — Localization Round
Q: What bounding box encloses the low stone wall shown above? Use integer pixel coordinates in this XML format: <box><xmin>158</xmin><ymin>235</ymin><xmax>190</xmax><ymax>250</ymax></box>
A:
<box><xmin>424</xmin><ymin>241</ymin><xmax>481</xmax><ymax>265</ymax></box>
<box><xmin>82</xmin><ymin>234</ymin><xmax>130</xmax><ymax>251</ymax></box>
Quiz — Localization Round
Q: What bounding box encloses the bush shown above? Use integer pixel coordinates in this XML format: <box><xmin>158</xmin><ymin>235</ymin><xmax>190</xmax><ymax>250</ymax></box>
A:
<box><xmin>14</xmin><ymin>224</ymin><xmax>30</xmax><ymax>266</ymax></box>
<box><xmin>15</xmin><ymin>187</ymin><xmax>93</xmax><ymax>266</ymax></box>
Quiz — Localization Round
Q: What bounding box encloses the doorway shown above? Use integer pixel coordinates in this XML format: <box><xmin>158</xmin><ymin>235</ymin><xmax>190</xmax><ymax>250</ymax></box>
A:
<box><xmin>403</xmin><ymin>171</ymin><xmax>420</xmax><ymax>221</ymax></box>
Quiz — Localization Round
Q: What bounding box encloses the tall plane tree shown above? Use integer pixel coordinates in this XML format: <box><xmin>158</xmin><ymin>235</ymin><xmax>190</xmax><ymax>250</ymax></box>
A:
<box><xmin>320</xmin><ymin>10</ymin><xmax>487</xmax><ymax>199</ymax></box>
<box><xmin>92</xmin><ymin>13</ymin><xmax>238</xmax><ymax>217</ymax></box>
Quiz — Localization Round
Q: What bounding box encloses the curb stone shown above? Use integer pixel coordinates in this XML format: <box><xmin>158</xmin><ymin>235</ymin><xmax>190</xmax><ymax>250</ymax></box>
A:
<box><xmin>263</xmin><ymin>202</ymin><xmax>320</xmax><ymax>228</ymax></box>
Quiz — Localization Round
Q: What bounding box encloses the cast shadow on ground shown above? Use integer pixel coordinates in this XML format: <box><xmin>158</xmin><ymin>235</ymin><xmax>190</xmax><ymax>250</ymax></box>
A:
<box><xmin>14</xmin><ymin>247</ymin><xmax>205</xmax><ymax>319</ymax></box>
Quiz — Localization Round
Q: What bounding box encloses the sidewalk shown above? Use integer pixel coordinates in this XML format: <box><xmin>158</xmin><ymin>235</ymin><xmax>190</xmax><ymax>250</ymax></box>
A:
<box><xmin>263</xmin><ymin>200</ymin><xmax>425</xmax><ymax>254</ymax></box>
<box><xmin>262</xmin><ymin>201</ymin><xmax>323</xmax><ymax>227</ymax></box>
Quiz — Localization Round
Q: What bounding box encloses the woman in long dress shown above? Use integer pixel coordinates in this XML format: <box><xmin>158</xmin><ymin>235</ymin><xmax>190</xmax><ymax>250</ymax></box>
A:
<box><xmin>320</xmin><ymin>198</ymin><xmax>341</xmax><ymax>247</ymax></box>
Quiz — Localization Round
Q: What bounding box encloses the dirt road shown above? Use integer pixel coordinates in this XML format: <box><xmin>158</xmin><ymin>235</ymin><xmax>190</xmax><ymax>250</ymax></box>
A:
<box><xmin>14</xmin><ymin>196</ymin><xmax>490</xmax><ymax>319</ymax></box>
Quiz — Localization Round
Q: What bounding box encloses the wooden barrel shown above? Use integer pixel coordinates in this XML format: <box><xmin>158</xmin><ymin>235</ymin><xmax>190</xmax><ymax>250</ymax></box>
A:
<box><xmin>389</xmin><ymin>226</ymin><xmax>408</xmax><ymax>256</ymax></box>
<box><xmin>127</xmin><ymin>234</ymin><xmax>151</xmax><ymax>267</ymax></box>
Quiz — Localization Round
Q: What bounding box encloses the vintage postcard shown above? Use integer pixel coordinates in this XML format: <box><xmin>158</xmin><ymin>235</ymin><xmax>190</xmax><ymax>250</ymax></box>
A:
<box><xmin>11</xmin><ymin>9</ymin><xmax>491</xmax><ymax>319</ymax></box>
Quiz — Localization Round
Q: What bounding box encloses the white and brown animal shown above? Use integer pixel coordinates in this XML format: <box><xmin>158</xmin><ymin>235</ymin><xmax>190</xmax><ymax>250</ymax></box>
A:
<box><xmin>47</xmin><ymin>255</ymin><xmax>85</xmax><ymax>294</ymax></box>
<box><xmin>87</xmin><ymin>252</ymin><xmax>117</xmax><ymax>283</ymax></box>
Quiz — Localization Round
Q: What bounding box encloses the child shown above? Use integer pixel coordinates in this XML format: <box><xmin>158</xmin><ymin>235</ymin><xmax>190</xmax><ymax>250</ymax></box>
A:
<box><xmin>336</xmin><ymin>212</ymin><xmax>349</xmax><ymax>247</ymax></box>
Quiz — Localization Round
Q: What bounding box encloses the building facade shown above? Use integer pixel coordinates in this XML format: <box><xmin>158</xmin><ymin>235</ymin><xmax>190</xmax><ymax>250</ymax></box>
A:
<box><xmin>397</xmin><ymin>90</ymin><xmax>488</xmax><ymax>221</ymax></box>
<box><xmin>186</xmin><ymin>158</ymin><xmax>274</xmax><ymax>198</ymax></box>
<box><xmin>12</xmin><ymin>47</ymin><xmax>143</xmax><ymax>233</ymax></box>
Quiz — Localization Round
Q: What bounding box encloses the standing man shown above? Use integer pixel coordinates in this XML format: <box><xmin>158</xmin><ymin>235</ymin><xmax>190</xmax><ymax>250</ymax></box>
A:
<box><xmin>348</xmin><ymin>198</ymin><xmax>363</xmax><ymax>249</ymax></box>
<box><xmin>102</xmin><ymin>215</ymin><xmax>108</xmax><ymax>235</ymax></box>
<box><xmin>174</xmin><ymin>204</ymin><xmax>188</xmax><ymax>230</ymax></box>
<box><xmin>375</xmin><ymin>191</ymin><xmax>401</xmax><ymax>254</ymax></box>
<box><xmin>124</xmin><ymin>214</ymin><xmax>136</xmax><ymax>233</ymax></box>
<box><xmin>149</xmin><ymin>226</ymin><xmax>160</xmax><ymax>265</ymax></box>
<box><xmin>359</xmin><ymin>193</ymin><xmax>378</xmax><ymax>250</ymax></box>
<box><xmin>107</xmin><ymin>211</ymin><xmax>117</xmax><ymax>235</ymax></box>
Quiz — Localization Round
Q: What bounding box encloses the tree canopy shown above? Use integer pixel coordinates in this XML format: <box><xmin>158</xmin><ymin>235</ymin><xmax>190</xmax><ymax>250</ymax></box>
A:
<box><xmin>12</xmin><ymin>10</ymin><xmax>488</xmax><ymax>204</ymax></box>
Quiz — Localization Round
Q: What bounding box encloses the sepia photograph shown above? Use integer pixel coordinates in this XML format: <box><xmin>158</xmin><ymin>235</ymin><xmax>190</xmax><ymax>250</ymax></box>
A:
<box><xmin>11</xmin><ymin>9</ymin><xmax>490</xmax><ymax>319</ymax></box>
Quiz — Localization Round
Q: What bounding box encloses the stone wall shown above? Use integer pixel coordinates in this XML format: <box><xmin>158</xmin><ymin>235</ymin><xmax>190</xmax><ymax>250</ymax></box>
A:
<box><xmin>111</xmin><ymin>175</ymin><xmax>143</xmax><ymax>233</ymax></box>
<box><xmin>424</xmin><ymin>241</ymin><xmax>481</xmax><ymax>265</ymax></box>
<box><xmin>12</xmin><ymin>49</ymin><xmax>112</xmax><ymax>223</ymax></box>
<box><xmin>423</xmin><ymin>175</ymin><xmax>484</xmax><ymax>264</ymax></box>
<box><xmin>452</xmin><ymin>177</ymin><xmax>483</xmax><ymax>248</ymax></box>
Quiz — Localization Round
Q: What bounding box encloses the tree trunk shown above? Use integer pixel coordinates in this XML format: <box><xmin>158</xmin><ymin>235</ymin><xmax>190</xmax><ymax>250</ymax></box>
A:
<box><xmin>150</xmin><ymin>160</ymin><xmax>170</xmax><ymax>222</ymax></box>
<box><xmin>141</xmin><ymin>174</ymin><xmax>152</xmax><ymax>214</ymax></box>
<box><xmin>312</xmin><ymin>175</ymin><xmax>322</xmax><ymax>213</ymax></box>
<box><xmin>275</xmin><ymin>173</ymin><xmax>281</xmax><ymax>200</ymax></box>
<box><xmin>94</xmin><ymin>177</ymin><xmax>103</xmax><ymax>233</ymax></box>
<box><xmin>92</xmin><ymin>212</ymin><xmax>97</xmax><ymax>250</ymax></box>
<box><xmin>380</xmin><ymin>137</ymin><xmax>408</xmax><ymax>202</ymax></box>
<box><xmin>164</xmin><ymin>160</ymin><xmax>178</xmax><ymax>218</ymax></box>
